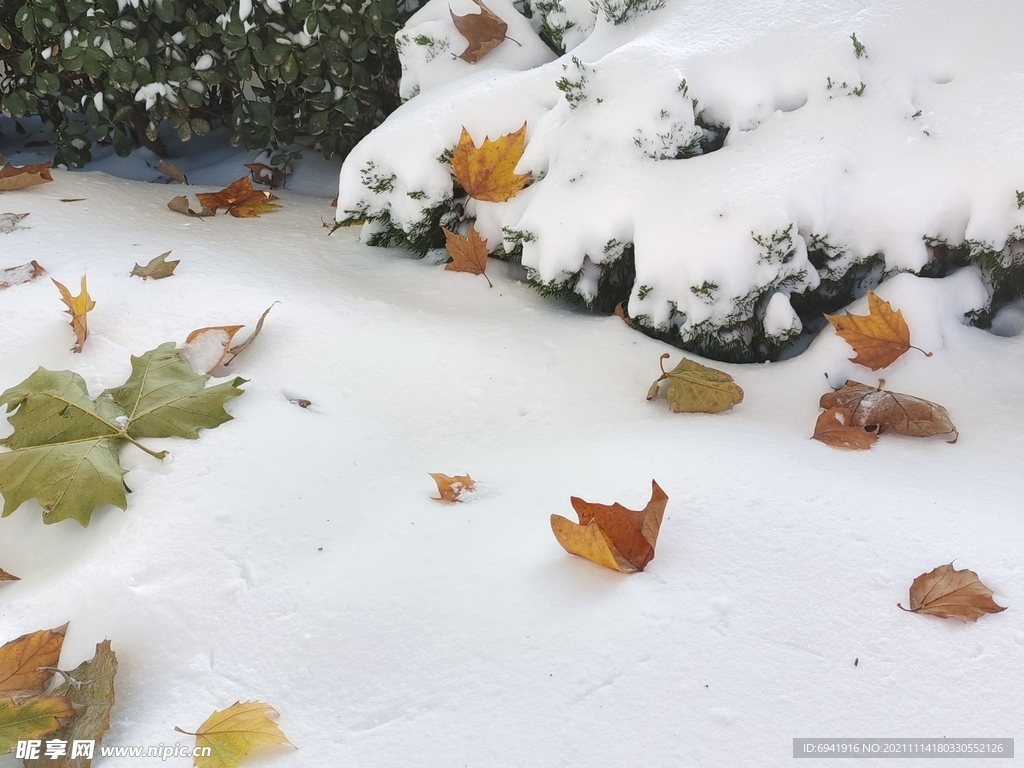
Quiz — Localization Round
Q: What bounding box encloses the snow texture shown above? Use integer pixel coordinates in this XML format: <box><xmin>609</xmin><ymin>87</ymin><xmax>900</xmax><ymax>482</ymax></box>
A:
<box><xmin>0</xmin><ymin>123</ymin><xmax>1023</xmax><ymax>766</ymax></box>
<box><xmin>340</xmin><ymin>0</ymin><xmax>1024</xmax><ymax>358</ymax></box>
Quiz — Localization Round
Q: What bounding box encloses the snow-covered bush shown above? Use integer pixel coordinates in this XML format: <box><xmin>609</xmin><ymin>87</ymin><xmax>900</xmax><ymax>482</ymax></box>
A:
<box><xmin>338</xmin><ymin>0</ymin><xmax>1024</xmax><ymax>362</ymax></box>
<box><xmin>0</xmin><ymin>0</ymin><xmax>425</xmax><ymax>167</ymax></box>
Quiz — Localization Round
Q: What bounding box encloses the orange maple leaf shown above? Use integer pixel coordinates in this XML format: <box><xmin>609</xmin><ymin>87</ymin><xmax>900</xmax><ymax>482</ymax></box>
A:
<box><xmin>824</xmin><ymin>290</ymin><xmax>931</xmax><ymax>370</ymax></box>
<box><xmin>551</xmin><ymin>480</ymin><xmax>668</xmax><ymax>573</ymax></box>
<box><xmin>0</xmin><ymin>161</ymin><xmax>53</xmax><ymax>191</ymax></box>
<box><xmin>53</xmin><ymin>276</ymin><xmax>95</xmax><ymax>353</ymax></box>
<box><xmin>196</xmin><ymin>177</ymin><xmax>280</xmax><ymax>218</ymax></box>
<box><xmin>451</xmin><ymin>123</ymin><xmax>531</xmax><ymax>202</ymax></box>
<box><xmin>442</xmin><ymin>224</ymin><xmax>492</xmax><ymax>287</ymax></box>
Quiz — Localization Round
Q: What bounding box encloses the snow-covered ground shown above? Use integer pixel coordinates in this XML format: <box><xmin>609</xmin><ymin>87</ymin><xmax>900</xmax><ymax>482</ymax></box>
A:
<box><xmin>0</xmin><ymin>127</ymin><xmax>1022</xmax><ymax>766</ymax></box>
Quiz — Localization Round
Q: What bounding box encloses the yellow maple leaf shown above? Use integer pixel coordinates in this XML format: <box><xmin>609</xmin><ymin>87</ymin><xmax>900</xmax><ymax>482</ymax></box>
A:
<box><xmin>451</xmin><ymin>123</ymin><xmax>531</xmax><ymax>202</ymax></box>
<box><xmin>52</xmin><ymin>276</ymin><xmax>95</xmax><ymax>353</ymax></box>
<box><xmin>824</xmin><ymin>290</ymin><xmax>931</xmax><ymax>370</ymax></box>
<box><xmin>175</xmin><ymin>701</ymin><xmax>292</xmax><ymax>768</ymax></box>
<box><xmin>442</xmin><ymin>225</ymin><xmax>492</xmax><ymax>287</ymax></box>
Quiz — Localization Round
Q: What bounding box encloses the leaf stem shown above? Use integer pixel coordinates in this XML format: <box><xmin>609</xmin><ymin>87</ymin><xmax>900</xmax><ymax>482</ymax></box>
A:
<box><xmin>911</xmin><ymin>345</ymin><xmax>933</xmax><ymax>358</ymax></box>
<box><xmin>658</xmin><ymin>352</ymin><xmax>671</xmax><ymax>375</ymax></box>
<box><xmin>122</xmin><ymin>434</ymin><xmax>167</xmax><ymax>460</ymax></box>
<box><xmin>896</xmin><ymin>602</ymin><xmax>915</xmax><ymax>612</ymax></box>
<box><xmin>482</xmin><ymin>272</ymin><xmax>493</xmax><ymax>288</ymax></box>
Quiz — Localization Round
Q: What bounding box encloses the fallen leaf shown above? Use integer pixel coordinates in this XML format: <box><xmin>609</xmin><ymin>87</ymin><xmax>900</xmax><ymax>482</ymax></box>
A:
<box><xmin>156</xmin><ymin>159</ymin><xmax>188</xmax><ymax>184</ymax></box>
<box><xmin>0</xmin><ymin>213</ymin><xmax>29</xmax><ymax>233</ymax></box>
<box><xmin>24</xmin><ymin>640</ymin><xmax>117</xmax><ymax>768</ymax></box>
<box><xmin>820</xmin><ymin>380</ymin><xmax>957</xmax><ymax>442</ymax></box>
<box><xmin>0</xmin><ymin>696</ymin><xmax>75</xmax><ymax>754</ymax></box>
<box><xmin>812</xmin><ymin>406</ymin><xmax>878</xmax><ymax>450</ymax></box>
<box><xmin>450</xmin><ymin>0</ymin><xmax>507</xmax><ymax>63</ymax></box>
<box><xmin>613</xmin><ymin>301</ymin><xmax>631</xmax><ymax>326</ymax></box>
<box><xmin>175</xmin><ymin>701</ymin><xmax>292</xmax><ymax>768</ymax></box>
<box><xmin>898</xmin><ymin>563</ymin><xmax>1006</xmax><ymax>622</ymax></box>
<box><xmin>330</xmin><ymin>197</ymin><xmax>338</xmax><ymax>207</ymax></box>
<box><xmin>825</xmin><ymin>290</ymin><xmax>931</xmax><ymax>370</ymax></box>
<box><xmin>130</xmin><ymin>251</ymin><xmax>179</xmax><ymax>280</ymax></box>
<box><xmin>0</xmin><ymin>162</ymin><xmax>53</xmax><ymax>192</ymax></box>
<box><xmin>0</xmin><ymin>568</ymin><xmax>17</xmax><ymax>581</ymax></box>
<box><xmin>0</xmin><ymin>625</ymin><xmax>67</xmax><ymax>697</ymax></box>
<box><xmin>196</xmin><ymin>177</ymin><xmax>280</xmax><ymax>218</ymax></box>
<box><xmin>244</xmin><ymin>163</ymin><xmax>287</xmax><ymax>189</ymax></box>
<box><xmin>429</xmin><ymin>473</ymin><xmax>475</xmax><ymax>502</ymax></box>
<box><xmin>168</xmin><ymin>195</ymin><xmax>215</xmax><ymax>218</ymax></box>
<box><xmin>551</xmin><ymin>480</ymin><xmax>668</xmax><ymax>572</ymax></box>
<box><xmin>0</xmin><ymin>344</ymin><xmax>245</xmax><ymax>525</ymax></box>
<box><xmin>58</xmin><ymin>199</ymin><xmax>85</xmax><ymax>203</ymax></box>
<box><xmin>451</xmin><ymin>123</ymin><xmax>531</xmax><ymax>202</ymax></box>
<box><xmin>183</xmin><ymin>303</ymin><xmax>277</xmax><ymax>374</ymax></box>
<box><xmin>52</xmin><ymin>276</ymin><xmax>94</xmax><ymax>353</ymax></box>
<box><xmin>442</xmin><ymin>225</ymin><xmax>492</xmax><ymax>287</ymax></box>
<box><xmin>0</xmin><ymin>260</ymin><xmax>45</xmax><ymax>289</ymax></box>
<box><xmin>647</xmin><ymin>353</ymin><xmax>743</xmax><ymax>413</ymax></box>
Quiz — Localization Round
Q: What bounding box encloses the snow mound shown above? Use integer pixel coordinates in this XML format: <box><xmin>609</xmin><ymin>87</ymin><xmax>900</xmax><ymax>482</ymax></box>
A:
<box><xmin>339</xmin><ymin>0</ymin><xmax>1024</xmax><ymax>361</ymax></box>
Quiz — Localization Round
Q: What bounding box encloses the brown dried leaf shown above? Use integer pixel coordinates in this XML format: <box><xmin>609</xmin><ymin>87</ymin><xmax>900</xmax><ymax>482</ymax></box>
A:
<box><xmin>52</xmin><ymin>276</ymin><xmax>94</xmax><ymax>353</ymax></box>
<box><xmin>197</xmin><ymin>177</ymin><xmax>280</xmax><ymax>218</ymax></box>
<box><xmin>429</xmin><ymin>473</ymin><xmax>476</xmax><ymax>502</ymax></box>
<box><xmin>130</xmin><ymin>251</ymin><xmax>179</xmax><ymax>280</ymax></box>
<box><xmin>182</xmin><ymin>326</ymin><xmax>246</xmax><ymax>374</ymax></box>
<box><xmin>0</xmin><ymin>624</ymin><xmax>67</xmax><ymax>697</ymax></box>
<box><xmin>244</xmin><ymin>162</ymin><xmax>288</xmax><ymax>189</ymax></box>
<box><xmin>812</xmin><ymin>406</ymin><xmax>878</xmax><ymax>450</ymax></box>
<box><xmin>443</xmin><ymin>224</ymin><xmax>492</xmax><ymax>286</ymax></box>
<box><xmin>451</xmin><ymin>123</ymin><xmax>531</xmax><ymax>202</ymax></box>
<box><xmin>0</xmin><ymin>162</ymin><xmax>53</xmax><ymax>192</ymax></box>
<box><xmin>898</xmin><ymin>563</ymin><xmax>1006</xmax><ymax>622</ymax></box>
<box><xmin>613</xmin><ymin>301</ymin><xmax>631</xmax><ymax>326</ymax></box>
<box><xmin>0</xmin><ymin>567</ymin><xmax>18</xmax><ymax>581</ymax></box>
<box><xmin>551</xmin><ymin>480</ymin><xmax>668</xmax><ymax>572</ymax></box>
<box><xmin>225</xmin><ymin>302</ymin><xmax>277</xmax><ymax>366</ymax></box>
<box><xmin>825</xmin><ymin>290</ymin><xmax>931</xmax><ymax>370</ymax></box>
<box><xmin>820</xmin><ymin>380</ymin><xmax>957</xmax><ymax>442</ymax></box>
<box><xmin>0</xmin><ymin>260</ymin><xmax>45</xmax><ymax>289</ymax></box>
<box><xmin>451</xmin><ymin>0</ymin><xmax>508</xmax><ymax>63</ymax></box>
<box><xmin>168</xmin><ymin>195</ymin><xmax>215</xmax><ymax>218</ymax></box>
<box><xmin>156</xmin><ymin>159</ymin><xmax>188</xmax><ymax>184</ymax></box>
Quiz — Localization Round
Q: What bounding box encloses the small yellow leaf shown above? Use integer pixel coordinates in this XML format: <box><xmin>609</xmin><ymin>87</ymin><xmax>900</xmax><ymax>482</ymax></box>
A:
<box><xmin>0</xmin><ymin>624</ymin><xmax>67</xmax><ymax>698</ymax></box>
<box><xmin>0</xmin><ymin>696</ymin><xmax>75</xmax><ymax>754</ymax></box>
<box><xmin>451</xmin><ymin>124</ymin><xmax>531</xmax><ymax>202</ymax></box>
<box><xmin>824</xmin><ymin>290</ymin><xmax>931</xmax><ymax>370</ymax></box>
<box><xmin>131</xmin><ymin>251</ymin><xmax>179</xmax><ymax>280</ymax></box>
<box><xmin>429</xmin><ymin>473</ymin><xmax>475</xmax><ymax>502</ymax></box>
<box><xmin>550</xmin><ymin>514</ymin><xmax>633</xmax><ymax>572</ymax></box>
<box><xmin>52</xmin><ymin>276</ymin><xmax>94</xmax><ymax>353</ymax></box>
<box><xmin>647</xmin><ymin>354</ymin><xmax>743</xmax><ymax>413</ymax></box>
<box><xmin>176</xmin><ymin>701</ymin><xmax>292</xmax><ymax>768</ymax></box>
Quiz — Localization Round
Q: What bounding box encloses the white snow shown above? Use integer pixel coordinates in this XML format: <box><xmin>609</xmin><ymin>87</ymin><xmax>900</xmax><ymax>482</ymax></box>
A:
<box><xmin>3</xmin><ymin>1</ymin><xmax>1024</xmax><ymax>762</ymax></box>
<box><xmin>342</xmin><ymin>0</ymin><xmax>1024</xmax><ymax>345</ymax></box>
<box><xmin>193</xmin><ymin>54</ymin><xmax>215</xmax><ymax>72</ymax></box>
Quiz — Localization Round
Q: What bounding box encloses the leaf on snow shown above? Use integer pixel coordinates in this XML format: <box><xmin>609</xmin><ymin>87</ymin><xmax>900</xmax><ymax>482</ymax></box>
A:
<box><xmin>52</xmin><ymin>276</ymin><xmax>94</xmax><ymax>353</ymax></box>
<box><xmin>442</xmin><ymin>225</ymin><xmax>492</xmax><ymax>287</ymax></box>
<box><xmin>0</xmin><ymin>344</ymin><xmax>245</xmax><ymax>525</ymax></box>
<box><xmin>0</xmin><ymin>696</ymin><xmax>75</xmax><ymax>755</ymax></box>
<box><xmin>820</xmin><ymin>380</ymin><xmax>957</xmax><ymax>442</ymax></box>
<box><xmin>196</xmin><ymin>177</ymin><xmax>280</xmax><ymax>218</ymax></box>
<box><xmin>25</xmin><ymin>640</ymin><xmax>118</xmax><ymax>768</ymax></box>
<box><xmin>0</xmin><ymin>568</ymin><xmax>18</xmax><ymax>582</ymax></box>
<box><xmin>244</xmin><ymin>163</ymin><xmax>288</xmax><ymax>189</ymax></box>
<box><xmin>898</xmin><ymin>563</ymin><xmax>1006</xmax><ymax>622</ymax></box>
<box><xmin>647</xmin><ymin>354</ymin><xmax>743</xmax><ymax>413</ymax></box>
<box><xmin>429</xmin><ymin>473</ymin><xmax>475</xmax><ymax>502</ymax></box>
<box><xmin>168</xmin><ymin>195</ymin><xmax>215</xmax><ymax>218</ymax></box>
<box><xmin>825</xmin><ymin>290</ymin><xmax>931</xmax><ymax>370</ymax></box>
<box><xmin>0</xmin><ymin>624</ymin><xmax>67</xmax><ymax>698</ymax></box>
<box><xmin>182</xmin><ymin>303</ymin><xmax>277</xmax><ymax>374</ymax></box>
<box><xmin>0</xmin><ymin>212</ymin><xmax>29</xmax><ymax>234</ymax></box>
<box><xmin>0</xmin><ymin>260</ymin><xmax>45</xmax><ymax>289</ymax></box>
<box><xmin>0</xmin><ymin>162</ymin><xmax>53</xmax><ymax>192</ymax></box>
<box><xmin>130</xmin><ymin>251</ymin><xmax>179</xmax><ymax>280</ymax></box>
<box><xmin>450</xmin><ymin>0</ymin><xmax>508</xmax><ymax>63</ymax></box>
<box><xmin>551</xmin><ymin>480</ymin><xmax>668</xmax><ymax>572</ymax></box>
<box><xmin>175</xmin><ymin>700</ymin><xmax>292</xmax><ymax>768</ymax></box>
<box><xmin>811</xmin><ymin>406</ymin><xmax>878</xmax><ymax>450</ymax></box>
<box><xmin>451</xmin><ymin>123</ymin><xmax>531</xmax><ymax>203</ymax></box>
<box><xmin>156</xmin><ymin>159</ymin><xmax>188</xmax><ymax>184</ymax></box>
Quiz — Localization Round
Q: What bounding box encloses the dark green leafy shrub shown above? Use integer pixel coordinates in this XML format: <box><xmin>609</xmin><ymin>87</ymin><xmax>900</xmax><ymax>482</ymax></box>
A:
<box><xmin>0</xmin><ymin>0</ymin><xmax>424</xmax><ymax>167</ymax></box>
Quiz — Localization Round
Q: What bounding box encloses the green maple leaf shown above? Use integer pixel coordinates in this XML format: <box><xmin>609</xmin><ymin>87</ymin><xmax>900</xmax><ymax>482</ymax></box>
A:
<box><xmin>0</xmin><ymin>696</ymin><xmax>76</xmax><ymax>754</ymax></box>
<box><xmin>0</xmin><ymin>344</ymin><xmax>245</xmax><ymax>526</ymax></box>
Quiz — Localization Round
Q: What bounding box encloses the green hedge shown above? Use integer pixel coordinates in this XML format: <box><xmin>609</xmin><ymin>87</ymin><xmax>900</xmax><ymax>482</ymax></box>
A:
<box><xmin>0</xmin><ymin>0</ymin><xmax>423</xmax><ymax>166</ymax></box>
